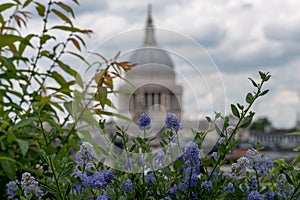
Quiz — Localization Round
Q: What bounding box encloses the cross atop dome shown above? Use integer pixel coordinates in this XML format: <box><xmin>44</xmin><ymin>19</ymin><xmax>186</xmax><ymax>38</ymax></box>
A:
<box><xmin>144</xmin><ymin>4</ymin><xmax>156</xmax><ymax>46</ymax></box>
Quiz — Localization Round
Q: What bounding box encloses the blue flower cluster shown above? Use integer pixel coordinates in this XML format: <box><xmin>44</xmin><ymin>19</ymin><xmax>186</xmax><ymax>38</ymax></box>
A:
<box><xmin>245</xmin><ymin>149</ymin><xmax>273</xmax><ymax>175</ymax></box>
<box><xmin>76</xmin><ymin>142</ymin><xmax>94</xmax><ymax>168</ymax></box>
<box><xmin>21</xmin><ymin>172</ymin><xmax>44</xmax><ymax>197</ymax></box>
<box><xmin>183</xmin><ymin>141</ymin><xmax>200</xmax><ymax>187</ymax></box>
<box><xmin>72</xmin><ymin>169</ymin><xmax>114</xmax><ymax>192</ymax></box>
<box><xmin>7</xmin><ymin>172</ymin><xmax>44</xmax><ymax>199</ymax></box>
<box><xmin>146</xmin><ymin>173</ymin><xmax>155</xmax><ymax>186</ymax></box>
<box><xmin>165</xmin><ymin>112</ymin><xmax>182</xmax><ymax>132</ymax></box>
<box><xmin>122</xmin><ymin>179</ymin><xmax>132</xmax><ymax>194</ymax></box>
<box><xmin>138</xmin><ymin>113</ymin><xmax>151</xmax><ymax>130</ymax></box>
<box><xmin>7</xmin><ymin>181</ymin><xmax>19</xmax><ymax>199</ymax></box>
<box><xmin>72</xmin><ymin>142</ymin><xmax>114</xmax><ymax>199</ymax></box>
<box><xmin>152</xmin><ymin>149</ymin><xmax>165</xmax><ymax>170</ymax></box>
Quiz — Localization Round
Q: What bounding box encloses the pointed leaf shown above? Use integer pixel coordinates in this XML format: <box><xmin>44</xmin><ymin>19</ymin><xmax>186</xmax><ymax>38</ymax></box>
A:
<box><xmin>231</xmin><ymin>104</ymin><xmax>240</xmax><ymax>118</ymax></box>
<box><xmin>16</xmin><ymin>139</ymin><xmax>29</xmax><ymax>157</ymax></box>
<box><xmin>248</xmin><ymin>78</ymin><xmax>258</xmax><ymax>87</ymax></box>
<box><xmin>0</xmin><ymin>3</ymin><xmax>15</xmax><ymax>12</ymax></box>
<box><xmin>246</xmin><ymin>93</ymin><xmax>253</xmax><ymax>104</ymax></box>
<box><xmin>54</xmin><ymin>2</ymin><xmax>75</xmax><ymax>18</ymax></box>
<box><xmin>260</xmin><ymin>89</ymin><xmax>269</xmax><ymax>96</ymax></box>
<box><xmin>35</xmin><ymin>2</ymin><xmax>45</xmax><ymax>17</ymax></box>
<box><xmin>70</xmin><ymin>37</ymin><xmax>81</xmax><ymax>51</ymax></box>
<box><xmin>51</xmin><ymin>8</ymin><xmax>73</xmax><ymax>25</ymax></box>
<box><xmin>0</xmin><ymin>159</ymin><xmax>16</xmax><ymax>180</ymax></box>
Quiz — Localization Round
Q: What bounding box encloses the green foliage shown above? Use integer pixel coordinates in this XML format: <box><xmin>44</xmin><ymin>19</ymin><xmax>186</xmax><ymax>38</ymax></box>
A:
<box><xmin>0</xmin><ymin>0</ymin><xmax>133</xmax><ymax>199</ymax></box>
<box><xmin>250</xmin><ymin>117</ymin><xmax>273</xmax><ymax>132</ymax></box>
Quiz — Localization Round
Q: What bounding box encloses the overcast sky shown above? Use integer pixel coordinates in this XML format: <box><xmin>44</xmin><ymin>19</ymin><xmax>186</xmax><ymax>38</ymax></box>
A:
<box><xmin>18</xmin><ymin>0</ymin><xmax>299</xmax><ymax>129</ymax></box>
<box><xmin>68</xmin><ymin>0</ymin><xmax>300</xmax><ymax>129</ymax></box>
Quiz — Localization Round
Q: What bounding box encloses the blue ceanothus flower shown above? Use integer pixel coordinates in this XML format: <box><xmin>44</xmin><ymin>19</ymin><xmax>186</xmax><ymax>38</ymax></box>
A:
<box><xmin>184</xmin><ymin>142</ymin><xmax>201</xmax><ymax>186</ymax></box>
<box><xmin>152</xmin><ymin>149</ymin><xmax>165</xmax><ymax>170</ymax></box>
<box><xmin>201</xmin><ymin>180</ymin><xmax>212</xmax><ymax>190</ymax></box>
<box><xmin>138</xmin><ymin>113</ymin><xmax>151</xmax><ymax>130</ymax></box>
<box><xmin>96</xmin><ymin>192</ymin><xmax>110</xmax><ymax>200</ymax></box>
<box><xmin>21</xmin><ymin>172</ymin><xmax>44</xmax><ymax>198</ymax></box>
<box><xmin>223</xmin><ymin>182</ymin><xmax>235</xmax><ymax>194</ymax></box>
<box><xmin>122</xmin><ymin>179</ymin><xmax>132</xmax><ymax>194</ymax></box>
<box><xmin>7</xmin><ymin>181</ymin><xmax>19</xmax><ymax>199</ymax></box>
<box><xmin>76</xmin><ymin>142</ymin><xmax>93</xmax><ymax>167</ymax></box>
<box><xmin>248</xmin><ymin>190</ymin><xmax>263</xmax><ymax>200</ymax></box>
<box><xmin>165</xmin><ymin>112</ymin><xmax>182</xmax><ymax>132</ymax></box>
<box><xmin>146</xmin><ymin>173</ymin><xmax>155</xmax><ymax>186</ymax></box>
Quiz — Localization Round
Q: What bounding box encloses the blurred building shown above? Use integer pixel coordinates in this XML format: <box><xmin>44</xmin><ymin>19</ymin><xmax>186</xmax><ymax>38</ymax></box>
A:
<box><xmin>118</xmin><ymin>5</ymin><xmax>182</xmax><ymax>122</ymax></box>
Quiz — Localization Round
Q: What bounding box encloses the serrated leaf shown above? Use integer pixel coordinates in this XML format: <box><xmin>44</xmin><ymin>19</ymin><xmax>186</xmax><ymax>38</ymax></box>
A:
<box><xmin>16</xmin><ymin>139</ymin><xmax>29</xmax><ymax>157</ymax></box>
<box><xmin>231</xmin><ymin>104</ymin><xmax>240</xmax><ymax>118</ymax></box>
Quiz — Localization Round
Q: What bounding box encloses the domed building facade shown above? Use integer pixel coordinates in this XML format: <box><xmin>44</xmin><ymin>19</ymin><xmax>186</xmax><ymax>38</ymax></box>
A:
<box><xmin>118</xmin><ymin>6</ymin><xmax>182</xmax><ymax>122</ymax></box>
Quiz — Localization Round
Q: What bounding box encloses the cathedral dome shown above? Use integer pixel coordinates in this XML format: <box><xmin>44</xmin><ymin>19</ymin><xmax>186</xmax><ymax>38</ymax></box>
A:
<box><xmin>129</xmin><ymin>47</ymin><xmax>174</xmax><ymax>68</ymax></box>
<box><xmin>129</xmin><ymin>5</ymin><xmax>174</xmax><ymax>69</ymax></box>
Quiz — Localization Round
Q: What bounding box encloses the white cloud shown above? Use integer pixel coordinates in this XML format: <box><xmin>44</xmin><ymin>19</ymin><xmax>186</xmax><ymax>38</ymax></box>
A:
<box><xmin>50</xmin><ymin>0</ymin><xmax>300</xmax><ymax>128</ymax></box>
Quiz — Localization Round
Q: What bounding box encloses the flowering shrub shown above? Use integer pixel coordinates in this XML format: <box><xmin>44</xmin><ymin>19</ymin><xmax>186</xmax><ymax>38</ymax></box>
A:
<box><xmin>1</xmin><ymin>0</ymin><xmax>299</xmax><ymax>199</ymax></box>
<box><xmin>5</xmin><ymin>71</ymin><xmax>300</xmax><ymax>199</ymax></box>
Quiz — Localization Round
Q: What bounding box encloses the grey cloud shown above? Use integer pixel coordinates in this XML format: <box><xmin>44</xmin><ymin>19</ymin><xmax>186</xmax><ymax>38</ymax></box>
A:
<box><xmin>264</xmin><ymin>23</ymin><xmax>300</xmax><ymax>42</ymax></box>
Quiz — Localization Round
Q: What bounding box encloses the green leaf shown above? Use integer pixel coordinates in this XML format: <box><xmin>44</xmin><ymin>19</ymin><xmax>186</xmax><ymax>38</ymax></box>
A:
<box><xmin>231</xmin><ymin>104</ymin><xmax>240</xmax><ymax>118</ymax></box>
<box><xmin>35</xmin><ymin>2</ymin><xmax>45</xmax><ymax>17</ymax></box>
<box><xmin>248</xmin><ymin>77</ymin><xmax>258</xmax><ymax>87</ymax></box>
<box><xmin>240</xmin><ymin>113</ymin><xmax>254</xmax><ymax>128</ymax></box>
<box><xmin>0</xmin><ymin>159</ymin><xmax>16</xmax><ymax>180</ymax></box>
<box><xmin>14</xmin><ymin>117</ymin><xmax>38</xmax><ymax>130</ymax></box>
<box><xmin>0</xmin><ymin>3</ymin><xmax>15</xmax><ymax>12</ymax></box>
<box><xmin>173</xmin><ymin>159</ymin><xmax>183</xmax><ymax>170</ymax></box>
<box><xmin>16</xmin><ymin>139</ymin><xmax>29</xmax><ymax>157</ymax></box>
<box><xmin>0</xmin><ymin>34</ymin><xmax>31</xmax><ymax>48</ymax></box>
<box><xmin>54</xmin><ymin>2</ymin><xmax>75</xmax><ymax>18</ymax></box>
<box><xmin>40</xmin><ymin>34</ymin><xmax>55</xmax><ymax>45</ymax></box>
<box><xmin>51</xmin><ymin>71</ymin><xmax>67</xmax><ymax>86</ymax></box>
<box><xmin>259</xmin><ymin>71</ymin><xmax>266</xmax><ymax>80</ymax></box>
<box><xmin>51</xmin><ymin>8</ymin><xmax>73</xmax><ymax>25</ymax></box>
<box><xmin>95</xmin><ymin>87</ymin><xmax>107</xmax><ymax>109</ymax></box>
<box><xmin>23</xmin><ymin>0</ymin><xmax>33</xmax><ymax>8</ymax></box>
<box><xmin>260</xmin><ymin>89</ymin><xmax>269</xmax><ymax>96</ymax></box>
<box><xmin>95</xmin><ymin>110</ymin><xmax>133</xmax><ymax>122</ymax></box>
<box><xmin>246</xmin><ymin>93</ymin><xmax>253</xmax><ymax>104</ymax></box>
<box><xmin>206</xmin><ymin>116</ymin><xmax>212</xmax><ymax>122</ymax></box>
<box><xmin>51</xmin><ymin>25</ymin><xmax>85</xmax><ymax>33</ymax></box>
<box><xmin>56</xmin><ymin>60</ymin><xmax>83</xmax><ymax>87</ymax></box>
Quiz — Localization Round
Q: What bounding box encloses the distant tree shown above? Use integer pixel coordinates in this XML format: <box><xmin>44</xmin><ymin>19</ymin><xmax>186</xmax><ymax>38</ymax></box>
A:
<box><xmin>249</xmin><ymin>117</ymin><xmax>272</xmax><ymax>132</ymax></box>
